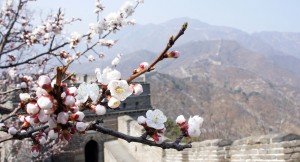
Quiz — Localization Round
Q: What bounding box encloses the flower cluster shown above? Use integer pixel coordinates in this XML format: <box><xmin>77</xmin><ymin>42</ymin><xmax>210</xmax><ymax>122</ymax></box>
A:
<box><xmin>176</xmin><ymin>115</ymin><xmax>204</xmax><ymax>138</ymax></box>
<box><xmin>137</xmin><ymin>109</ymin><xmax>167</xmax><ymax>144</ymax></box>
<box><xmin>20</xmin><ymin>11</ymin><xmax>65</xmax><ymax>46</ymax></box>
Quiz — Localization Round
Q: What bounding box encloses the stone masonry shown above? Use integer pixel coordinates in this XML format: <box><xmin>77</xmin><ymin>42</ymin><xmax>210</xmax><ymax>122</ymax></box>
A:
<box><xmin>105</xmin><ymin>115</ymin><xmax>300</xmax><ymax>162</ymax></box>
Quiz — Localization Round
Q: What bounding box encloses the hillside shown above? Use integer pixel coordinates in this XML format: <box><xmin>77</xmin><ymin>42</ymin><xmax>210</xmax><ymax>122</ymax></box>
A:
<box><xmin>68</xmin><ymin>18</ymin><xmax>300</xmax><ymax>139</ymax></box>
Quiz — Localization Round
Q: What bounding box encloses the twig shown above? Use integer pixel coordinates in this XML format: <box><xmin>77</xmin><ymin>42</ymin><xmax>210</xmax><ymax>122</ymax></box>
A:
<box><xmin>0</xmin><ymin>88</ymin><xmax>21</xmax><ymax>95</ymax></box>
<box><xmin>127</xmin><ymin>22</ymin><xmax>188</xmax><ymax>83</ymax></box>
<box><xmin>0</xmin><ymin>107</ymin><xmax>21</xmax><ymax>123</ymax></box>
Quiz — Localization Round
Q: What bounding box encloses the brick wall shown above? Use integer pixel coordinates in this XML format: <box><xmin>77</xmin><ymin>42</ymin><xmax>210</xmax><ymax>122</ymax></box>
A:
<box><xmin>109</xmin><ymin>115</ymin><xmax>300</xmax><ymax>162</ymax></box>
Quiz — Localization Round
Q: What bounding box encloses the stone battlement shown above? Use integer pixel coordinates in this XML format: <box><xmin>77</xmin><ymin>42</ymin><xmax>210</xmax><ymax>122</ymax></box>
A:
<box><xmin>105</xmin><ymin>115</ymin><xmax>300</xmax><ymax>162</ymax></box>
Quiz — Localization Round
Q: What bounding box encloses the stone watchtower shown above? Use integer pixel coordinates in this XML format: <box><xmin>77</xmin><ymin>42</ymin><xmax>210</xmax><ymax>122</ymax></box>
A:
<box><xmin>52</xmin><ymin>77</ymin><xmax>152</xmax><ymax>162</ymax></box>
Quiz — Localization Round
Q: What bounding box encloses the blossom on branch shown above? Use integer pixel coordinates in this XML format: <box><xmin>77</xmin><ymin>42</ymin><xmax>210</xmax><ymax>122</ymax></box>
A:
<box><xmin>108</xmin><ymin>80</ymin><xmax>133</xmax><ymax>101</ymax></box>
<box><xmin>145</xmin><ymin>109</ymin><xmax>167</xmax><ymax>130</ymax></box>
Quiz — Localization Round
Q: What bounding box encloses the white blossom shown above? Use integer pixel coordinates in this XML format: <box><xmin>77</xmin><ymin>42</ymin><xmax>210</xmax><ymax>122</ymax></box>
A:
<box><xmin>108</xmin><ymin>80</ymin><xmax>132</xmax><ymax>101</ymax></box>
<box><xmin>99</xmin><ymin>39</ymin><xmax>116</xmax><ymax>48</ymax></box>
<box><xmin>76</xmin><ymin>82</ymin><xmax>99</xmax><ymax>103</ymax></box>
<box><xmin>145</xmin><ymin>109</ymin><xmax>167</xmax><ymax>129</ymax></box>
<box><xmin>70</xmin><ymin>32</ymin><xmax>82</xmax><ymax>48</ymax></box>
<box><xmin>120</xmin><ymin>1</ymin><xmax>135</xmax><ymax>16</ymax></box>
<box><xmin>96</xmin><ymin>67</ymin><xmax>121</xmax><ymax>85</ymax></box>
<box><xmin>8</xmin><ymin>67</ymin><xmax>17</xmax><ymax>78</ymax></box>
<box><xmin>187</xmin><ymin>115</ymin><xmax>204</xmax><ymax>138</ymax></box>
<box><xmin>88</xmin><ymin>55</ymin><xmax>95</xmax><ymax>62</ymax></box>
<box><xmin>111</xmin><ymin>53</ymin><xmax>122</xmax><ymax>66</ymax></box>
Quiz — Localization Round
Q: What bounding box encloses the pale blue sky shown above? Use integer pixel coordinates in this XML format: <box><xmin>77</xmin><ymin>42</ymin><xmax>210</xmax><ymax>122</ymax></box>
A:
<box><xmin>30</xmin><ymin>0</ymin><xmax>300</xmax><ymax>33</ymax></box>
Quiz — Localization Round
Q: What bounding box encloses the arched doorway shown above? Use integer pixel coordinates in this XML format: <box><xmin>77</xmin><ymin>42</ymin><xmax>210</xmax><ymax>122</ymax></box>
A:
<box><xmin>85</xmin><ymin>140</ymin><xmax>99</xmax><ymax>162</ymax></box>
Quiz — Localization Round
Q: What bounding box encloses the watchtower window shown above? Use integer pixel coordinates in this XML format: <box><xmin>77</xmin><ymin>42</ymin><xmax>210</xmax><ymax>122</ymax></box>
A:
<box><xmin>85</xmin><ymin>140</ymin><xmax>99</xmax><ymax>162</ymax></box>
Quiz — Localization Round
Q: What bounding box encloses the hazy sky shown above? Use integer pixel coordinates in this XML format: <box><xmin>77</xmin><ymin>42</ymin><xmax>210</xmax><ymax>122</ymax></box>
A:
<box><xmin>30</xmin><ymin>0</ymin><xmax>300</xmax><ymax>33</ymax></box>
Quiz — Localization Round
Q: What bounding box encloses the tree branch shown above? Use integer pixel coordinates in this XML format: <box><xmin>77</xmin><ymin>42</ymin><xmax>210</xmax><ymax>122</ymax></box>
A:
<box><xmin>0</xmin><ymin>42</ymin><xmax>69</xmax><ymax>69</ymax></box>
<box><xmin>90</xmin><ymin>121</ymin><xmax>192</xmax><ymax>151</ymax></box>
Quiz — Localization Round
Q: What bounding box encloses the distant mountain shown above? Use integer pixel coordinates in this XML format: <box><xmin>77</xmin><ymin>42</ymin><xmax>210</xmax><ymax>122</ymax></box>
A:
<box><xmin>69</xmin><ymin>18</ymin><xmax>300</xmax><ymax>139</ymax></box>
<box><xmin>145</xmin><ymin>40</ymin><xmax>300</xmax><ymax>139</ymax></box>
<box><xmin>253</xmin><ymin>31</ymin><xmax>300</xmax><ymax>58</ymax></box>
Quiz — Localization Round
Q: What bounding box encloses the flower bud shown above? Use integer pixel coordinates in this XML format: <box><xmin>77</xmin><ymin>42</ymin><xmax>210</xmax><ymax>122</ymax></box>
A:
<box><xmin>108</xmin><ymin>97</ymin><xmax>120</xmax><ymax>108</ymax></box>
<box><xmin>8</xmin><ymin>127</ymin><xmax>17</xmax><ymax>135</ymax></box>
<box><xmin>70</xmin><ymin>111</ymin><xmax>85</xmax><ymax>121</ymax></box>
<box><xmin>94</xmin><ymin>104</ymin><xmax>106</xmax><ymax>115</ymax></box>
<box><xmin>36</xmin><ymin>87</ymin><xmax>48</xmax><ymax>98</ymax></box>
<box><xmin>66</xmin><ymin>87</ymin><xmax>77</xmax><ymax>96</ymax></box>
<box><xmin>20</xmin><ymin>82</ymin><xmax>27</xmax><ymax>88</ymax></box>
<box><xmin>48</xmin><ymin>129</ymin><xmax>58</xmax><ymax>139</ymax></box>
<box><xmin>139</xmin><ymin>62</ymin><xmax>149</xmax><ymax>69</ymax></box>
<box><xmin>176</xmin><ymin>115</ymin><xmax>186</xmax><ymax>125</ymax></box>
<box><xmin>131</xmin><ymin>84</ymin><xmax>143</xmax><ymax>95</ymax></box>
<box><xmin>38</xmin><ymin>135</ymin><xmax>47</xmax><ymax>145</ymax></box>
<box><xmin>76</xmin><ymin>122</ymin><xmax>87</xmax><ymax>132</ymax></box>
<box><xmin>70</xmin><ymin>105</ymin><xmax>79</xmax><ymax>113</ymax></box>
<box><xmin>18</xmin><ymin>115</ymin><xmax>25</xmax><ymax>122</ymax></box>
<box><xmin>37</xmin><ymin>75</ymin><xmax>51</xmax><ymax>89</ymax></box>
<box><xmin>64</xmin><ymin>95</ymin><xmax>75</xmax><ymax>106</ymax></box>
<box><xmin>19</xmin><ymin>93</ymin><xmax>30</xmax><ymax>101</ymax></box>
<box><xmin>165</xmin><ymin>50</ymin><xmax>180</xmax><ymax>58</ymax></box>
<box><xmin>31</xmin><ymin>145</ymin><xmax>40</xmax><ymax>157</ymax></box>
<box><xmin>137</xmin><ymin>116</ymin><xmax>146</xmax><ymax>125</ymax></box>
<box><xmin>26</xmin><ymin>102</ymin><xmax>40</xmax><ymax>115</ymax></box>
<box><xmin>57</xmin><ymin>112</ymin><xmax>69</xmax><ymax>124</ymax></box>
<box><xmin>38</xmin><ymin>110</ymin><xmax>50</xmax><ymax>123</ymax></box>
<box><xmin>37</xmin><ymin>95</ymin><xmax>53</xmax><ymax>110</ymax></box>
<box><xmin>48</xmin><ymin>117</ymin><xmax>57</xmax><ymax>129</ymax></box>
